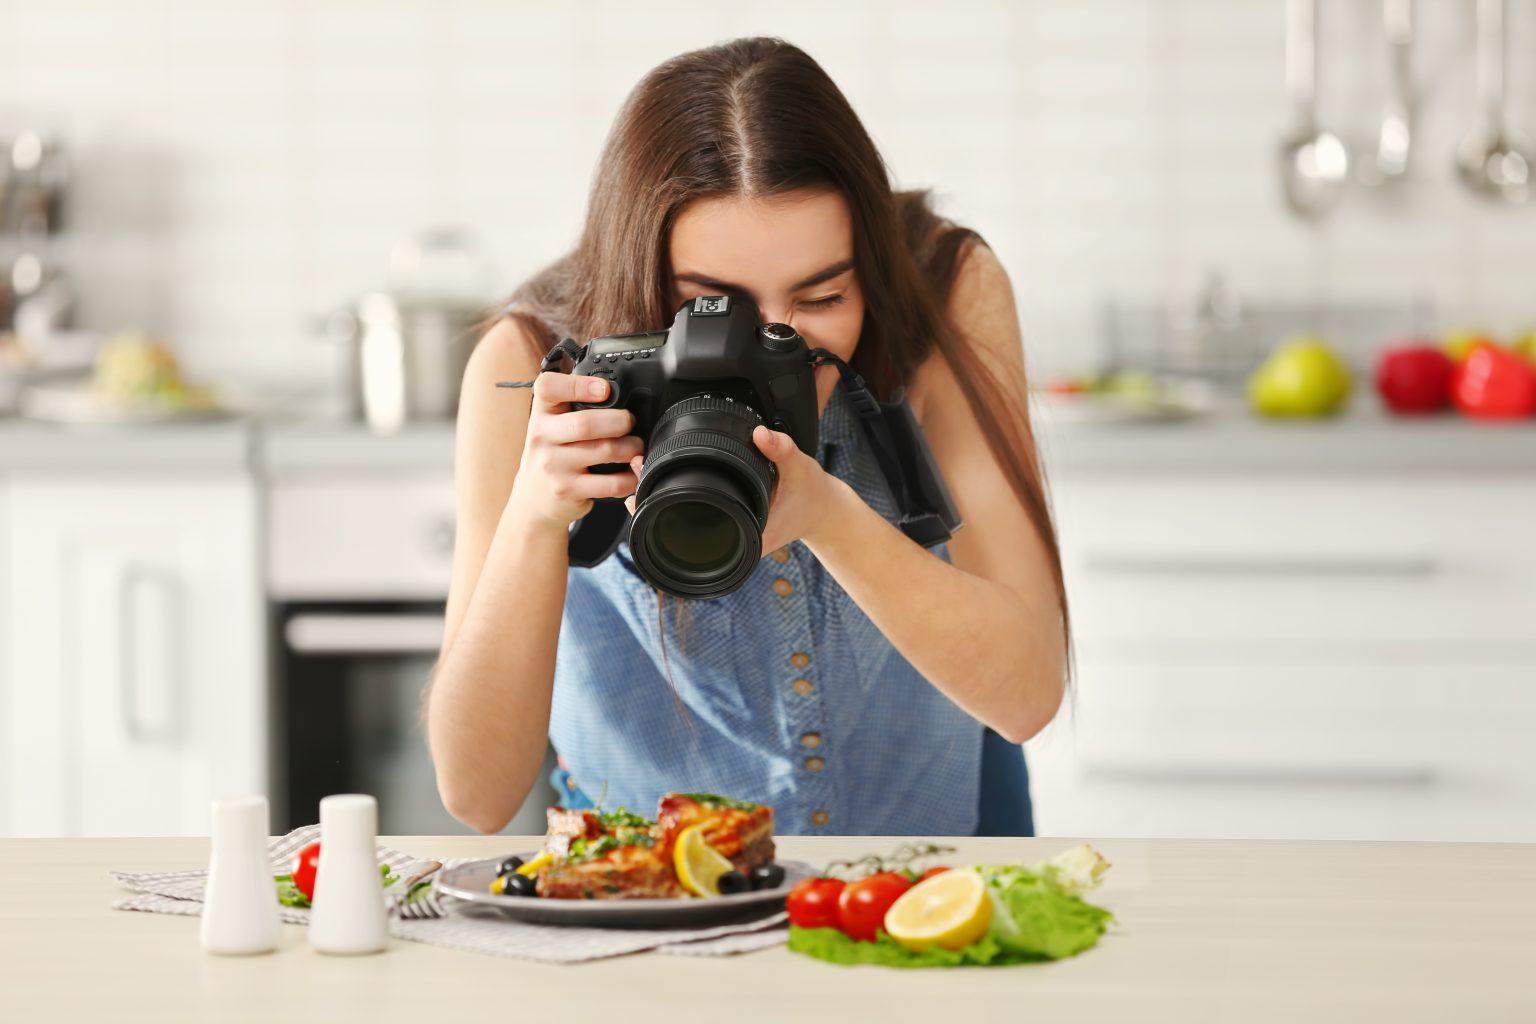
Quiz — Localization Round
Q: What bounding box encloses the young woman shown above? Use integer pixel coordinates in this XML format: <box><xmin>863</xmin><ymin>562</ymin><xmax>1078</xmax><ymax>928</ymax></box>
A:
<box><xmin>427</xmin><ymin>37</ymin><xmax>1067</xmax><ymax>837</ymax></box>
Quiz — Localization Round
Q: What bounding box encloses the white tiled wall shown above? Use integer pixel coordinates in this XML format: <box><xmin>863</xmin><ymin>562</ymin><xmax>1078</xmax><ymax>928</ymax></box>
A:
<box><xmin>2</xmin><ymin>0</ymin><xmax>1534</xmax><ymax>384</ymax></box>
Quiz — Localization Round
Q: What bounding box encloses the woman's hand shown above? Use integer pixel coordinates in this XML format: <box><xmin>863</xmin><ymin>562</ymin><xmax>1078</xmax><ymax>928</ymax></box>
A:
<box><xmin>508</xmin><ymin>372</ymin><xmax>644</xmax><ymax>528</ymax></box>
<box><xmin>623</xmin><ymin>423</ymin><xmax>849</xmax><ymax>556</ymax></box>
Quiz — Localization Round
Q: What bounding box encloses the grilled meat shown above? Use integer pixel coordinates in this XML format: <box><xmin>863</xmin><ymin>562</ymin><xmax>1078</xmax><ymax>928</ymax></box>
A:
<box><xmin>534</xmin><ymin>793</ymin><xmax>774</xmax><ymax>899</ymax></box>
<box><xmin>537</xmin><ymin>842</ymin><xmax>683</xmax><ymax>900</ymax></box>
<box><xmin>656</xmin><ymin>792</ymin><xmax>775</xmax><ymax>872</ymax></box>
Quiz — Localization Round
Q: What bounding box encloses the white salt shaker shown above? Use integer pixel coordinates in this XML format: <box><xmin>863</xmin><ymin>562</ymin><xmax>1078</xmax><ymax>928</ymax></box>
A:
<box><xmin>308</xmin><ymin>793</ymin><xmax>389</xmax><ymax>955</ymax></box>
<box><xmin>200</xmin><ymin>795</ymin><xmax>281</xmax><ymax>955</ymax></box>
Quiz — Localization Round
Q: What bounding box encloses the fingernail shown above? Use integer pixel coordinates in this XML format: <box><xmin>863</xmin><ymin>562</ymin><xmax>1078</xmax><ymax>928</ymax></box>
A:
<box><xmin>587</xmin><ymin>379</ymin><xmax>607</xmax><ymax>398</ymax></box>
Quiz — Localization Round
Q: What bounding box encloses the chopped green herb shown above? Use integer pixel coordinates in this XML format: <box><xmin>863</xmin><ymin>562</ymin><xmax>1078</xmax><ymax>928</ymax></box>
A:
<box><xmin>596</xmin><ymin>807</ymin><xmax>651</xmax><ymax>829</ymax></box>
<box><xmin>679</xmin><ymin>792</ymin><xmax>760</xmax><ymax>812</ymax></box>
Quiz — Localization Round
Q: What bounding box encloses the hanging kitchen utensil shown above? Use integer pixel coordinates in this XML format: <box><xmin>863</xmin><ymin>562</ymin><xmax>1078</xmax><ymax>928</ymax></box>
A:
<box><xmin>1360</xmin><ymin>0</ymin><xmax>1414</xmax><ymax>186</ymax></box>
<box><xmin>1279</xmin><ymin>0</ymin><xmax>1350</xmax><ymax>219</ymax></box>
<box><xmin>1456</xmin><ymin>0</ymin><xmax>1533</xmax><ymax>203</ymax></box>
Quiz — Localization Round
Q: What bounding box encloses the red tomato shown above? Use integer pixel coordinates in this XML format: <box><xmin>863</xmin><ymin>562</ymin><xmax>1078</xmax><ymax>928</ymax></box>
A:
<box><xmin>786</xmin><ymin>876</ymin><xmax>846</xmax><ymax>929</ymax></box>
<box><xmin>291</xmin><ymin>840</ymin><xmax>322</xmax><ymax>901</ymax></box>
<box><xmin>916</xmin><ymin>865</ymin><xmax>952</xmax><ymax>883</ymax></box>
<box><xmin>1451</xmin><ymin>342</ymin><xmax>1536</xmax><ymax>420</ymax></box>
<box><xmin>836</xmin><ymin>871</ymin><xmax>912</xmax><ymax>942</ymax></box>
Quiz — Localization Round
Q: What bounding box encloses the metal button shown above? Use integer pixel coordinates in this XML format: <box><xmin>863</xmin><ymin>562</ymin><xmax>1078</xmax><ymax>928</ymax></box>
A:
<box><xmin>772</xmin><ymin>577</ymin><xmax>794</xmax><ymax>597</ymax></box>
<box><xmin>800</xmin><ymin>732</ymin><xmax>822</xmax><ymax>749</ymax></box>
<box><xmin>792</xmin><ymin>678</ymin><xmax>813</xmax><ymax>696</ymax></box>
<box><xmin>790</xmin><ymin>651</ymin><xmax>811</xmax><ymax>669</ymax></box>
<box><xmin>810</xmin><ymin>810</ymin><xmax>830</xmax><ymax>827</ymax></box>
<box><xmin>771</xmin><ymin>547</ymin><xmax>790</xmax><ymax>563</ymax></box>
<box><xmin>804</xmin><ymin>756</ymin><xmax>825</xmax><ymax>772</ymax></box>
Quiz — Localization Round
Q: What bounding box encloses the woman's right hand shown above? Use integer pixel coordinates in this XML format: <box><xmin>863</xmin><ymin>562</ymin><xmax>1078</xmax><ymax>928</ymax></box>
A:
<box><xmin>508</xmin><ymin>372</ymin><xmax>644</xmax><ymax>527</ymax></box>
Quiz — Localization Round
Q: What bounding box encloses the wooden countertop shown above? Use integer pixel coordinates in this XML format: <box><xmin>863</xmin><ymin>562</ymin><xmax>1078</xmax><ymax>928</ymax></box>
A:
<box><xmin>1</xmin><ymin>834</ymin><xmax>1532</xmax><ymax>1022</ymax></box>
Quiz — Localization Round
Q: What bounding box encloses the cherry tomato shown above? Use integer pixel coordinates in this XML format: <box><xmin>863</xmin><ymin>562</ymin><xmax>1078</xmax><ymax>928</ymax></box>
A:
<box><xmin>916</xmin><ymin>865</ymin><xmax>951</xmax><ymax>883</ymax></box>
<box><xmin>291</xmin><ymin>840</ymin><xmax>321</xmax><ymax>901</ymax></box>
<box><xmin>785</xmin><ymin>876</ymin><xmax>846</xmax><ymax>929</ymax></box>
<box><xmin>836</xmin><ymin>871</ymin><xmax>912</xmax><ymax>942</ymax></box>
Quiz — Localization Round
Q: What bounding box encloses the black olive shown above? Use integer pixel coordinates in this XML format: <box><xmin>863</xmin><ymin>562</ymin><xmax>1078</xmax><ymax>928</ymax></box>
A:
<box><xmin>504</xmin><ymin>873</ymin><xmax>538</xmax><ymax>897</ymax></box>
<box><xmin>495</xmin><ymin>855</ymin><xmax>525</xmax><ymax>877</ymax></box>
<box><xmin>749</xmin><ymin>863</ymin><xmax>786</xmax><ymax>891</ymax></box>
<box><xmin>717</xmin><ymin>870</ymin><xmax>750</xmax><ymax>895</ymax></box>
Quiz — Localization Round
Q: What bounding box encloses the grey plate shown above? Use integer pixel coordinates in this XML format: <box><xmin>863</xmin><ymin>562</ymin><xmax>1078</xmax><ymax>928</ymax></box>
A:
<box><xmin>435</xmin><ymin>854</ymin><xmax>816</xmax><ymax>928</ymax></box>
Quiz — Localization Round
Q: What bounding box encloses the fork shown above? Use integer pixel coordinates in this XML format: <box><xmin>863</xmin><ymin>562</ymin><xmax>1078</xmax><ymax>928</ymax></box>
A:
<box><xmin>390</xmin><ymin>861</ymin><xmax>449</xmax><ymax>921</ymax></box>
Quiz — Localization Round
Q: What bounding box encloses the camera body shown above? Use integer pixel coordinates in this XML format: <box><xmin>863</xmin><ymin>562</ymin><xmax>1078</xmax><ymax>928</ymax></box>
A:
<box><xmin>570</xmin><ymin>294</ymin><xmax>818</xmax><ymax>455</ymax></box>
<box><xmin>563</xmin><ymin>294</ymin><xmax>819</xmax><ymax>598</ymax></box>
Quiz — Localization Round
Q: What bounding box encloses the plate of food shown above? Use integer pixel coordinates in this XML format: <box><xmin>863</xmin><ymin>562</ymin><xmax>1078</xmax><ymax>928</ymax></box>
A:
<box><xmin>19</xmin><ymin>331</ymin><xmax>226</xmax><ymax>426</ymax></box>
<box><xmin>435</xmin><ymin>792</ymin><xmax>814</xmax><ymax>928</ymax></box>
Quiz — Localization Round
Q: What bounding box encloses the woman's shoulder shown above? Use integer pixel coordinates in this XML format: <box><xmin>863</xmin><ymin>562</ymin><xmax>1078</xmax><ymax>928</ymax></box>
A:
<box><xmin>464</xmin><ymin>311</ymin><xmax>544</xmax><ymax>385</ymax></box>
<box><xmin>908</xmin><ymin>241</ymin><xmax>1026</xmax><ymax>419</ymax></box>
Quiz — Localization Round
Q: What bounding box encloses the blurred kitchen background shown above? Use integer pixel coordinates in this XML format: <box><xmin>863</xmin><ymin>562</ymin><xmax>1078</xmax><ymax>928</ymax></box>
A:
<box><xmin>1</xmin><ymin>0</ymin><xmax>1533</xmax><ymax>841</ymax></box>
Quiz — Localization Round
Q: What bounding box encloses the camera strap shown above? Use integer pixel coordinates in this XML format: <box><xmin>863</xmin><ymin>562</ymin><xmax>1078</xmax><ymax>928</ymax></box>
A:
<box><xmin>809</xmin><ymin>349</ymin><xmax>963</xmax><ymax>549</ymax></box>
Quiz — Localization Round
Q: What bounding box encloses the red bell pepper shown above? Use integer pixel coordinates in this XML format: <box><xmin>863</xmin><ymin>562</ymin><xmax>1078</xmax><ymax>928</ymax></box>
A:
<box><xmin>1374</xmin><ymin>345</ymin><xmax>1452</xmax><ymax>414</ymax></box>
<box><xmin>1450</xmin><ymin>342</ymin><xmax>1536</xmax><ymax>420</ymax></box>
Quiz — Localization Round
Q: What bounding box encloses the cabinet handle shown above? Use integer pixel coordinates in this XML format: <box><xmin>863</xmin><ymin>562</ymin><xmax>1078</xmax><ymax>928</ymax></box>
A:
<box><xmin>284</xmin><ymin>613</ymin><xmax>446</xmax><ymax>654</ymax></box>
<box><xmin>1081</xmin><ymin>552</ymin><xmax>1442</xmax><ymax>578</ymax></box>
<box><xmin>119</xmin><ymin>565</ymin><xmax>181</xmax><ymax>744</ymax></box>
<box><xmin>1080</xmin><ymin>759</ymin><xmax>1438</xmax><ymax>788</ymax></box>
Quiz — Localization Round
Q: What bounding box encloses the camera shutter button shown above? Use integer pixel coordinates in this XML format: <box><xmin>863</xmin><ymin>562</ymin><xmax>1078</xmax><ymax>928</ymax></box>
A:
<box><xmin>589</xmin><ymin>369</ymin><xmax>619</xmax><ymax>407</ymax></box>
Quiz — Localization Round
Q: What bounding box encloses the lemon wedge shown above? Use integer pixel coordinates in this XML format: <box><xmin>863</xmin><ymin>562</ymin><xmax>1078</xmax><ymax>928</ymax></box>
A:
<box><xmin>672</xmin><ymin>824</ymin><xmax>734</xmax><ymax>897</ymax></box>
<box><xmin>883</xmin><ymin>867</ymin><xmax>991</xmax><ymax>952</ymax></box>
<box><xmin>516</xmin><ymin>852</ymin><xmax>553</xmax><ymax>877</ymax></box>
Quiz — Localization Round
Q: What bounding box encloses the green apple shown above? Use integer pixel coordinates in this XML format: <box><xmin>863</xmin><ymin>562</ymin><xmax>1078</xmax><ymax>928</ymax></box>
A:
<box><xmin>1514</xmin><ymin>331</ymin><xmax>1536</xmax><ymax>365</ymax></box>
<box><xmin>1247</xmin><ymin>336</ymin><xmax>1352</xmax><ymax>418</ymax></box>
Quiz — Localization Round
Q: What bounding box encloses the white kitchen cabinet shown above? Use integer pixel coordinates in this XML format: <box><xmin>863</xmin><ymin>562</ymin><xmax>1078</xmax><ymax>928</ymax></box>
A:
<box><xmin>1027</xmin><ymin>474</ymin><xmax>1536</xmax><ymax>843</ymax></box>
<box><xmin>2</xmin><ymin>476</ymin><xmax>265</xmax><ymax>836</ymax></box>
<box><xmin>0</xmin><ymin>481</ymin><xmax>10</xmax><ymax>835</ymax></box>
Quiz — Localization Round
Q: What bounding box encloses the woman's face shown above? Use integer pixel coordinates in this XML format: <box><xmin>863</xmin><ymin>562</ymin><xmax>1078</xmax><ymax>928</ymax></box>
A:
<box><xmin>668</xmin><ymin>187</ymin><xmax>864</xmax><ymax>408</ymax></box>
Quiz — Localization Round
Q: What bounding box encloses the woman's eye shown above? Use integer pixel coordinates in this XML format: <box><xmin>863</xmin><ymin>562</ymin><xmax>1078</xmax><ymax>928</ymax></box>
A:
<box><xmin>801</xmin><ymin>294</ymin><xmax>846</xmax><ymax>310</ymax></box>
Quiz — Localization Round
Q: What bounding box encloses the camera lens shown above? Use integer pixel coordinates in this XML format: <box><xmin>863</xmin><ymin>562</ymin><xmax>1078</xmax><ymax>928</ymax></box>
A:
<box><xmin>652</xmin><ymin>500</ymin><xmax>741</xmax><ymax>574</ymax></box>
<box><xmin>629</xmin><ymin>395</ymin><xmax>775</xmax><ymax>598</ymax></box>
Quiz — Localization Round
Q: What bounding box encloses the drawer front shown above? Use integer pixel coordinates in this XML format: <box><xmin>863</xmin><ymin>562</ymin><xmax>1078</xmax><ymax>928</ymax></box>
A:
<box><xmin>1026</xmin><ymin>660</ymin><xmax>1536</xmax><ymax>842</ymax></box>
<box><xmin>268</xmin><ymin>473</ymin><xmax>456</xmax><ymax>600</ymax></box>
<box><xmin>1053</xmin><ymin>476</ymin><xmax>1536</xmax><ymax>648</ymax></box>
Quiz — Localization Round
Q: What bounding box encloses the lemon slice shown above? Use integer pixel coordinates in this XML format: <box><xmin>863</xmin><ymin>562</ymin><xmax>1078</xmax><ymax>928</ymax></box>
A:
<box><xmin>672</xmin><ymin>824</ymin><xmax>734</xmax><ymax>897</ymax></box>
<box><xmin>883</xmin><ymin>867</ymin><xmax>992</xmax><ymax>952</ymax></box>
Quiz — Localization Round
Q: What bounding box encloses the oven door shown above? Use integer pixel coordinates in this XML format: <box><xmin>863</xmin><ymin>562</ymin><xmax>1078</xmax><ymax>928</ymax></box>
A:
<box><xmin>275</xmin><ymin>602</ymin><xmax>554</xmax><ymax>834</ymax></box>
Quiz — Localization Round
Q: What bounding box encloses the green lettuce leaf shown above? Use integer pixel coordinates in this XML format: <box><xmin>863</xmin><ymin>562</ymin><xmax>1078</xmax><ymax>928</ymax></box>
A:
<box><xmin>977</xmin><ymin>864</ymin><xmax>1114</xmax><ymax>959</ymax></box>
<box><xmin>788</xmin><ymin>926</ymin><xmax>1042</xmax><ymax>968</ymax></box>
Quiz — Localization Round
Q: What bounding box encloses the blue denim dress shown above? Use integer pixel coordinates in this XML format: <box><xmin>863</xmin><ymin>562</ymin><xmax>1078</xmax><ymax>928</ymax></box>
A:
<box><xmin>547</xmin><ymin>381</ymin><xmax>1034</xmax><ymax>836</ymax></box>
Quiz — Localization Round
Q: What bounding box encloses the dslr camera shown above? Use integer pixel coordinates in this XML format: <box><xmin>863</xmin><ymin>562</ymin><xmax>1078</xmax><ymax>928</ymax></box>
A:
<box><xmin>549</xmin><ymin>295</ymin><xmax>817</xmax><ymax>599</ymax></box>
<box><xmin>507</xmin><ymin>293</ymin><xmax>962</xmax><ymax>600</ymax></box>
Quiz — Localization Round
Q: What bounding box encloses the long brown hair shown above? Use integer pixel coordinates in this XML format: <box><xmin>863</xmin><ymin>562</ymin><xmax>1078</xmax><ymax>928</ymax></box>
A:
<box><xmin>500</xmin><ymin>37</ymin><xmax>1068</xmax><ymax>673</ymax></box>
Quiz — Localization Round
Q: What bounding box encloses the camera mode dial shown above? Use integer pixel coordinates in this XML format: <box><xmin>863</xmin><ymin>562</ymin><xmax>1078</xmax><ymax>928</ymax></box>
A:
<box><xmin>758</xmin><ymin>322</ymin><xmax>799</xmax><ymax>353</ymax></box>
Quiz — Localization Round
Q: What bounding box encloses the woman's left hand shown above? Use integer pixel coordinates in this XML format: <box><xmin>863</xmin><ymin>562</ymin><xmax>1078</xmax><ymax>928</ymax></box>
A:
<box><xmin>622</xmin><ymin>424</ymin><xmax>848</xmax><ymax>557</ymax></box>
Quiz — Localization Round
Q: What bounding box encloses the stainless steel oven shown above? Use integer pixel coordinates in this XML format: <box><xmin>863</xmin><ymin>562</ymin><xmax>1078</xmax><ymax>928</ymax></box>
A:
<box><xmin>266</xmin><ymin>451</ymin><xmax>553</xmax><ymax>835</ymax></box>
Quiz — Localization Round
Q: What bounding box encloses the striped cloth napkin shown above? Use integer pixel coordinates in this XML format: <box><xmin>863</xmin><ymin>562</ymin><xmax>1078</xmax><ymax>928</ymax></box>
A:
<box><xmin>110</xmin><ymin>825</ymin><xmax>788</xmax><ymax>964</ymax></box>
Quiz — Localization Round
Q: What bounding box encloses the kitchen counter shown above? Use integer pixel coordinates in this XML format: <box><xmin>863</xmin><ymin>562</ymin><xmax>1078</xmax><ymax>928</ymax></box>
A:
<box><xmin>0</xmin><ymin>417</ymin><xmax>255</xmax><ymax>472</ymax></box>
<box><xmin>2</xmin><ymin>835</ymin><xmax>1531</xmax><ymax>1022</ymax></box>
<box><xmin>1033</xmin><ymin>404</ymin><xmax>1536</xmax><ymax>476</ymax></box>
<box><xmin>4</xmin><ymin>406</ymin><xmax>1533</xmax><ymax>477</ymax></box>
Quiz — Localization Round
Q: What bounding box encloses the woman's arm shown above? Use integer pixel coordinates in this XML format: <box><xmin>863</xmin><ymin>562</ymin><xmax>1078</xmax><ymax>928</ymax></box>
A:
<box><xmin>759</xmin><ymin>244</ymin><xmax>1065</xmax><ymax>743</ymax></box>
<box><xmin>427</xmin><ymin>317</ymin><xmax>640</xmax><ymax>832</ymax></box>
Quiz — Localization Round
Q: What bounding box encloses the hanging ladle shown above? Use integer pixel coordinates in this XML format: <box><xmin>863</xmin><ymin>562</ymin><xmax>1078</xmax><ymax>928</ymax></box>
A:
<box><xmin>1279</xmin><ymin>0</ymin><xmax>1350</xmax><ymax>219</ymax></box>
<box><xmin>1456</xmin><ymin>0</ymin><xmax>1533</xmax><ymax>203</ymax></box>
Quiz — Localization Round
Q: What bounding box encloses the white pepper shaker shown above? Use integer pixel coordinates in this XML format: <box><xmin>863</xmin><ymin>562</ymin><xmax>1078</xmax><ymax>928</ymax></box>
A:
<box><xmin>307</xmin><ymin>793</ymin><xmax>389</xmax><ymax>955</ymax></box>
<box><xmin>200</xmin><ymin>795</ymin><xmax>281</xmax><ymax>955</ymax></box>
